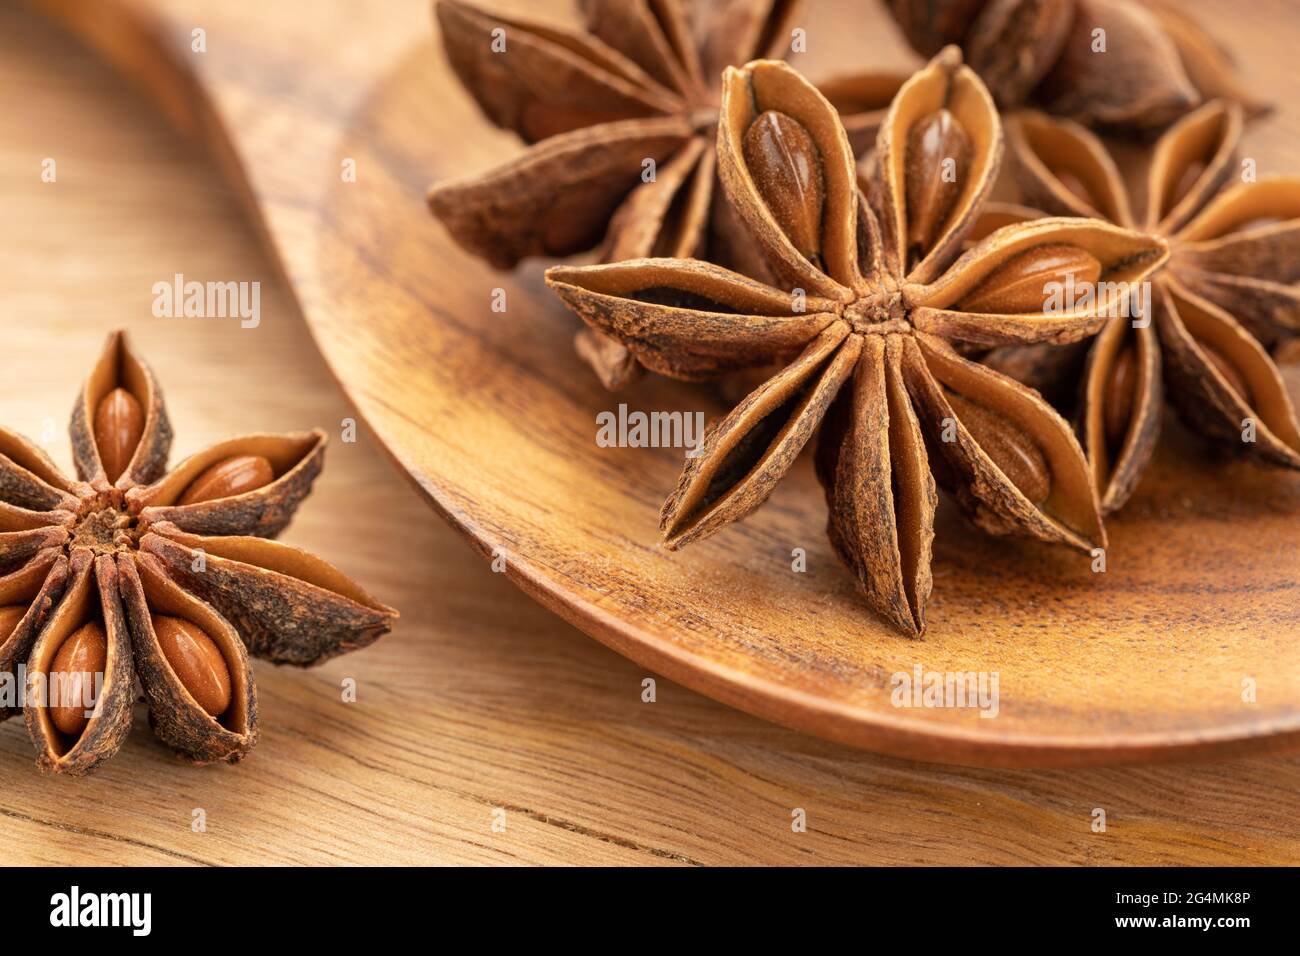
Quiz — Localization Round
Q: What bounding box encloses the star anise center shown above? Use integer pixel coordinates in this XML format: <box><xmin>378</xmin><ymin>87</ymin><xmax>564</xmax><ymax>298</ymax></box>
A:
<box><xmin>70</xmin><ymin>500</ymin><xmax>139</xmax><ymax>555</ymax></box>
<box><xmin>844</xmin><ymin>289</ymin><xmax>908</xmax><ymax>334</ymax></box>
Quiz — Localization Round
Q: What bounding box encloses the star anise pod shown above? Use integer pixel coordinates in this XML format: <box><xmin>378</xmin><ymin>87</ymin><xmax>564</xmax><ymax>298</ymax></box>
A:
<box><xmin>546</xmin><ymin>50</ymin><xmax>1168</xmax><ymax>634</ymax></box>
<box><xmin>0</xmin><ymin>332</ymin><xmax>397</xmax><ymax>775</ymax></box>
<box><xmin>982</xmin><ymin>101</ymin><xmax>1300</xmax><ymax>511</ymax></box>
<box><xmin>884</xmin><ymin>0</ymin><xmax>1269</xmax><ymax>133</ymax></box>
<box><xmin>427</xmin><ymin>0</ymin><xmax>908</xmax><ymax>389</ymax></box>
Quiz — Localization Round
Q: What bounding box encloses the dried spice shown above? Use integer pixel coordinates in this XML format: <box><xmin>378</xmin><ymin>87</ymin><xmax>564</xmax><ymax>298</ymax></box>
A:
<box><xmin>984</xmin><ymin>102</ymin><xmax>1300</xmax><ymax>511</ymax></box>
<box><xmin>884</xmin><ymin>0</ymin><xmax>1269</xmax><ymax>133</ymax></box>
<box><xmin>0</xmin><ymin>332</ymin><xmax>397</xmax><ymax>775</ymax></box>
<box><xmin>428</xmin><ymin>0</ymin><xmax>908</xmax><ymax>389</ymax></box>
<box><xmin>546</xmin><ymin>50</ymin><xmax>1168</xmax><ymax>635</ymax></box>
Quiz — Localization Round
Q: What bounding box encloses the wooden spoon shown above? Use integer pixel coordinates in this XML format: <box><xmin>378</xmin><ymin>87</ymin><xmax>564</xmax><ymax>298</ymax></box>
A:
<box><xmin>30</xmin><ymin>0</ymin><xmax>1300</xmax><ymax>766</ymax></box>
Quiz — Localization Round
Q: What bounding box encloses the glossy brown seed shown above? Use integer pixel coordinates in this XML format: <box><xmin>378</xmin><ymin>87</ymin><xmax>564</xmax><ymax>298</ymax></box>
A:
<box><xmin>1104</xmin><ymin>344</ymin><xmax>1138</xmax><ymax>451</ymax></box>
<box><xmin>177</xmin><ymin>455</ymin><xmax>275</xmax><ymax>506</ymax></box>
<box><xmin>93</xmin><ymin>388</ymin><xmax>144</xmax><ymax>483</ymax></box>
<box><xmin>153</xmin><ymin>615</ymin><xmax>232</xmax><ymax>717</ymax></box>
<box><xmin>49</xmin><ymin>621</ymin><xmax>107</xmax><ymax>737</ymax></box>
<box><xmin>0</xmin><ymin>605</ymin><xmax>26</xmax><ymax>642</ymax></box>
<box><xmin>947</xmin><ymin>391</ymin><xmax>1051</xmax><ymax>504</ymax></box>
<box><xmin>959</xmin><ymin>244</ymin><xmax>1103</xmax><ymax>314</ymax></box>
<box><xmin>1200</xmin><ymin>343</ymin><xmax>1253</xmax><ymax>408</ymax></box>
<box><xmin>905</xmin><ymin>108</ymin><xmax>971</xmax><ymax>256</ymax></box>
<box><xmin>742</xmin><ymin>110</ymin><xmax>826</xmax><ymax>263</ymax></box>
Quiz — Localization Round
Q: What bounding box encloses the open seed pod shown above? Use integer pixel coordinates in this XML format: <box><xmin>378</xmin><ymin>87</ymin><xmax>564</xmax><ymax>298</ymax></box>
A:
<box><xmin>1075</xmin><ymin>317</ymin><xmax>1162</xmax><ymax>512</ymax></box>
<box><xmin>813</xmin><ymin>333</ymin><xmax>934</xmax><ymax>635</ymax></box>
<box><xmin>0</xmin><ymin>500</ymin><xmax>71</xmax><ymax>578</ymax></box>
<box><xmin>1144</xmin><ymin>100</ymin><xmax>1241</xmax><ymax>234</ymax></box>
<box><xmin>913</xmin><ymin>215</ymin><xmax>1168</xmax><ymax>516</ymax></box>
<box><xmin>0</xmin><ymin>331</ymin><xmax>397</xmax><ymax>775</ymax></box>
<box><xmin>872</xmin><ymin>44</ymin><xmax>1002</xmax><ymax>282</ymax></box>
<box><xmin>963</xmin><ymin>202</ymin><xmax>1091</xmax><ymax>410</ymax></box>
<box><xmin>908</xmin><ymin>216</ymin><xmax>1168</xmax><ymax>347</ymax></box>
<box><xmin>661</xmin><ymin>321</ymin><xmax>861</xmax><ymax>550</ymax></box>
<box><xmin>127</xmin><ymin>430</ymin><xmax>327</xmax><ymax>537</ymax></box>
<box><xmin>904</xmin><ymin>332</ymin><xmax>1105</xmax><ymax>551</ymax></box>
<box><xmin>993</xmin><ymin>100</ymin><xmax>1300</xmax><ymax>510</ymax></box>
<box><xmin>1006</xmin><ymin>111</ymin><xmax>1136</xmax><ymax>225</ymax></box>
<box><xmin>545</xmin><ymin>50</ymin><xmax>1168</xmax><ymax>635</ymax></box>
<box><xmin>24</xmin><ymin>552</ymin><xmax>135</xmax><ymax>775</ymax></box>
<box><xmin>70</xmin><ymin>330</ymin><xmax>173</xmax><ymax>491</ymax></box>
<box><xmin>549</xmin><ymin>259</ymin><xmax>842</xmax><ymax>380</ymax></box>
<box><xmin>0</xmin><ymin>548</ymin><xmax>69</xmax><ymax>719</ymax></box>
<box><xmin>1008</xmin><ymin>101</ymin><xmax>1241</xmax><ymax>232</ymax></box>
<box><xmin>140</xmin><ymin>525</ymin><xmax>396</xmax><ymax>666</ymax></box>
<box><xmin>715</xmin><ymin>57</ymin><xmax>868</xmax><ymax>298</ymax></box>
<box><xmin>1155</xmin><ymin>279</ymin><xmax>1300</xmax><ymax>469</ymax></box>
<box><xmin>121</xmin><ymin>554</ymin><xmax>256</xmax><ymax>763</ymax></box>
<box><xmin>0</xmin><ymin>427</ymin><xmax>87</xmax><ymax>515</ymax></box>
<box><xmin>1168</xmin><ymin>178</ymin><xmax>1300</xmax><ymax>347</ymax></box>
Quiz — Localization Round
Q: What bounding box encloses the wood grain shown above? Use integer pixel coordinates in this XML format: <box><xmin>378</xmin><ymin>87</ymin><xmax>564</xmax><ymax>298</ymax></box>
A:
<box><xmin>1</xmin><ymin>0</ymin><xmax>1297</xmax><ymax>864</ymax></box>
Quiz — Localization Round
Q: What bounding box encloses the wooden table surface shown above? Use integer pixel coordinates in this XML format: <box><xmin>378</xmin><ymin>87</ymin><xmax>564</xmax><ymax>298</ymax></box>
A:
<box><xmin>1</xmin><ymin>0</ymin><xmax>1297</xmax><ymax>865</ymax></box>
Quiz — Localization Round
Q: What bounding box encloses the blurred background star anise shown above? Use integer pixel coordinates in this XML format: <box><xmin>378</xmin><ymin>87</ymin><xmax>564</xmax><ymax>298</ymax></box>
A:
<box><xmin>883</xmin><ymin>0</ymin><xmax>1270</xmax><ymax>134</ymax></box>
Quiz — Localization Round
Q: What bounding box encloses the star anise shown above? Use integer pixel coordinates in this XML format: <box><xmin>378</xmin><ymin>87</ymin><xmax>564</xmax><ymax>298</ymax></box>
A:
<box><xmin>884</xmin><ymin>0</ymin><xmax>1269</xmax><ymax>133</ymax></box>
<box><xmin>546</xmin><ymin>50</ymin><xmax>1168</xmax><ymax>634</ymax></box>
<box><xmin>427</xmin><ymin>0</ymin><xmax>908</xmax><ymax>388</ymax></box>
<box><xmin>0</xmin><ymin>332</ymin><xmax>397</xmax><ymax>775</ymax></box>
<box><xmin>981</xmin><ymin>101</ymin><xmax>1300</xmax><ymax>511</ymax></box>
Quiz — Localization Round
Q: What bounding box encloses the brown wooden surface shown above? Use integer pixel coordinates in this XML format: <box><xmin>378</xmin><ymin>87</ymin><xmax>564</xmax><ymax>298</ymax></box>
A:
<box><xmin>36</xmin><ymin>0</ymin><xmax>1300</xmax><ymax>766</ymax></box>
<box><xmin>1</xmin><ymin>0</ymin><xmax>1297</xmax><ymax>863</ymax></box>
